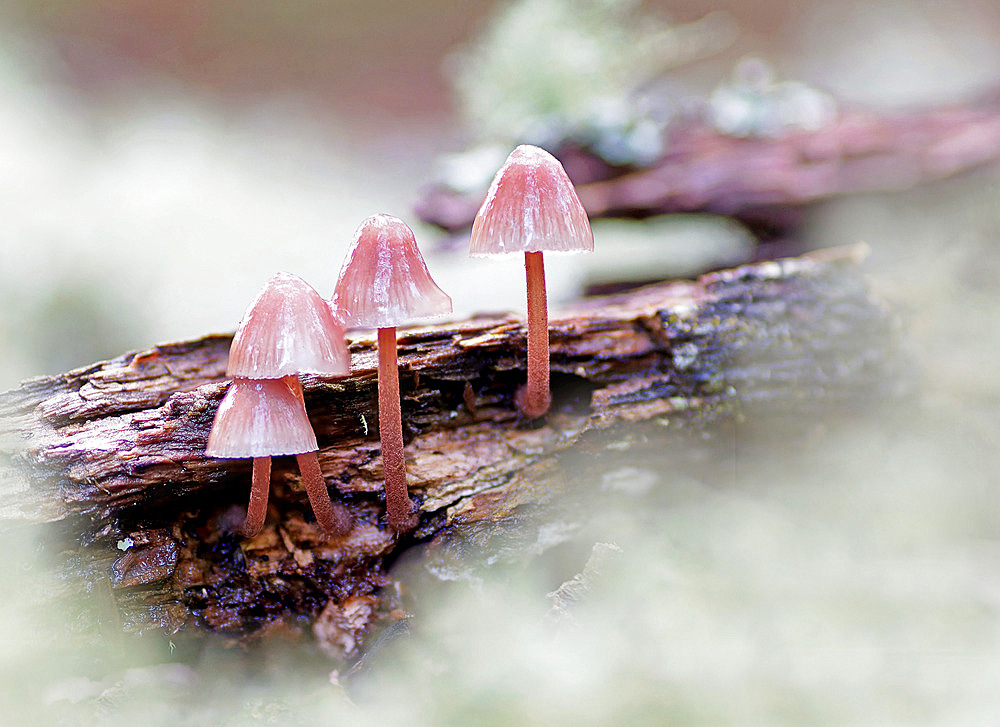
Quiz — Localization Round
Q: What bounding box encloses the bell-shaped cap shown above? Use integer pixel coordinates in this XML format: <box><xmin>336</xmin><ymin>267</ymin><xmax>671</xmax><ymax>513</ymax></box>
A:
<box><xmin>206</xmin><ymin>378</ymin><xmax>318</xmax><ymax>458</ymax></box>
<box><xmin>333</xmin><ymin>214</ymin><xmax>452</xmax><ymax>329</ymax></box>
<box><xmin>228</xmin><ymin>272</ymin><xmax>350</xmax><ymax>379</ymax></box>
<box><xmin>470</xmin><ymin>145</ymin><xmax>594</xmax><ymax>258</ymax></box>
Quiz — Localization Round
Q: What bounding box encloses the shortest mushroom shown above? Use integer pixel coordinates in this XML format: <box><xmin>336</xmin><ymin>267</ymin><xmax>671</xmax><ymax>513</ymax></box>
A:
<box><xmin>207</xmin><ymin>378</ymin><xmax>351</xmax><ymax>537</ymax></box>
<box><xmin>210</xmin><ymin>272</ymin><xmax>352</xmax><ymax>537</ymax></box>
<box><xmin>334</xmin><ymin>214</ymin><xmax>452</xmax><ymax>532</ymax></box>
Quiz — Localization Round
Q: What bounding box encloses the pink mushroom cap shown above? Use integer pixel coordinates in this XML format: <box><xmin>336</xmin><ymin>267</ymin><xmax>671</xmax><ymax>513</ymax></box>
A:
<box><xmin>227</xmin><ymin>272</ymin><xmax>350</xmax><ymax>379</ymax></box>
<box><xmin>334</xmin><ymin>214</ymin><xmax>452</xmax><ymax>329</ymax></box>
<box><xmin>469</xmin><ymin>145</ymin><xmax>594</xmax><ymax>258</ymax></box>
<box><xmin>206</xmin><ymin>378</ymin><xmax>319</xmax><ymax>458</ymax></box>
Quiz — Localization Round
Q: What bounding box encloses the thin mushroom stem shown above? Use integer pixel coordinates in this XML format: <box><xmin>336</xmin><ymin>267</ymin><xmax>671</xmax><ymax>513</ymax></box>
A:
<box><xmin>378</xmin><ymin>326</ymin><xmax>418</xmax><ymax>532</ymax></box>
<box><xmin>297</xmin><ymin>451</ymin><xmax>351</xmax><ymax>536</ymax></box>
<box><xmin>519</xmin><ymin>250</ymin><xmax>551</xmax><ymax>418</ymax></box>
<box><xmin>240</xmin><ymin>456</ymin><xmax>271</xmax><ymax>537</ymax></box>
<box><xmin>283</xmin><ymin>375</ymin><xmax>351</xmax><ymax>536</ymax></box>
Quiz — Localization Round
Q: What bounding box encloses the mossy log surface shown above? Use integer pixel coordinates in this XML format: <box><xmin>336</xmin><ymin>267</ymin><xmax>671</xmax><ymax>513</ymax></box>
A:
<box><xmin>416</xmin><ymin>95</ymin><xmax>1000</xmax><ymax>235</ymax></box>
<box><xmin>0</xmin><ymin>245</ymin><xmax>902</xmax><ymax>647</ymax></box>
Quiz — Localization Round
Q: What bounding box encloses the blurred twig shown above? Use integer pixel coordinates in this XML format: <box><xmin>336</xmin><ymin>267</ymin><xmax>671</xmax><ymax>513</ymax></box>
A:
<box><xmin>416</xmin><ymin>94</ymin><xmax>1000</xmax><ymax>238</ymax></box>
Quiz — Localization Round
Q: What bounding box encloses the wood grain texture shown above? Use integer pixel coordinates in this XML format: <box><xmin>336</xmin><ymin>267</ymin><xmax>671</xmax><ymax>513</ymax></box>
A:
<box><xmin>0</xmin><ymin>245</ymin><xmax>904</xmax><ymax>642</ymax></box>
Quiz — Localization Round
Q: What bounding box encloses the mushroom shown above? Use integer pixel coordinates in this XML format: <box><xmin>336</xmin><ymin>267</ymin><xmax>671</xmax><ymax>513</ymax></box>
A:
<box><xmin>333</xmin><ymin>214</ymin><xmax>452</xmax><ymax>532</ymax></box>
<box><xmin>469</xmin><ymin>144</ymin><xmax>594</xmax><ymax>418</ymax></box>
<box><xmin>209</xmin><ymin>272</ymin><xmax>352</xmax><ymax>537</ymax></box>
<box><xmin>206</xmin><ymin>378</ymin><xmax>350</xmax><ymax>536</ymax></box>
<box><xmin>227</xmin><ymin>272</ymin><xmax>350</xmax><ymax>381</ymax></box>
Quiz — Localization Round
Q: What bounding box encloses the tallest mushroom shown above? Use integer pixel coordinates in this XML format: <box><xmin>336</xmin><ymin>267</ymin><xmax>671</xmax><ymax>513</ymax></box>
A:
<box><xmin>469</xmin><ymin>145</ymin><xmax>594</xmax><ymax>419</ymax></box>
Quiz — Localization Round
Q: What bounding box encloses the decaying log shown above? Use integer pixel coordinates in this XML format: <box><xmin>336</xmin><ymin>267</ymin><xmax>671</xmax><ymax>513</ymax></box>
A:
<box><xmin>0</xmin><ymin>245</ymin><xmax>903</xmax><ymax>646</ymax></box>
<box><xmin>415</xmin><ymin>95</ymin><xmax>1000</xmax><ymax>236</ymax></box>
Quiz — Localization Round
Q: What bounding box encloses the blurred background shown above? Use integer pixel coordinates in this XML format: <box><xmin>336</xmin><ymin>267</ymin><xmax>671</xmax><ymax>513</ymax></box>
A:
<box><xmin>2</xmin><ymin>0</ymin><xmax>999</xmax><ymax>388</ymax></box>
<box><xmin>2</xmin><ymin>0</ymin><xmax>1000</xmax><ymax>724</ymax></box>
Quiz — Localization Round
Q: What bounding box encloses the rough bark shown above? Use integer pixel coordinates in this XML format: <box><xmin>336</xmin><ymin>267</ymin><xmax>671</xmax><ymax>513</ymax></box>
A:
<box><xmin>0</xmin><ymin>245</ymin><xmax>903</xmax><ymax>647</ymax></box>
<box><xmin>415</xmin><ymin>96</ymin><xmax>1000</xmax><ymax>237</ymax></box>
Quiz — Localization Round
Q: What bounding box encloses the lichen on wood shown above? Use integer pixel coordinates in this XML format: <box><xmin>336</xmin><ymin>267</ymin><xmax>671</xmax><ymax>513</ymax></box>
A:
<box><xmin>0</xmin><ymin>244</ymin><xmax>904</xmax><ymax>647</ymax></box>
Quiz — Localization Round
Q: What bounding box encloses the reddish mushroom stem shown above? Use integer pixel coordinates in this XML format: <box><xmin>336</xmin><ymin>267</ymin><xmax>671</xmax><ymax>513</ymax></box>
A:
<box><xmin>378</xmin><ymin>326</ymin><xmax>418</xmax><ymax>532</ymax></box>
<box><xmin>283</xmin><ymin>375</ymin><xmax>351</xmax><ymax>536</ymax></box>
<box><xmin>296</xmin><ymin>451</ymin><xmax>351</xmax><ymax>536</ymax></box>
<box><xmin>240</xmin><ymin>456</ymin><xmax>272</xmax><ymax>537</ymax></box>
<box><xmin>519</xmin><ymin>251</ymin><xmax>552</xmax><ymax>418</ymax></box>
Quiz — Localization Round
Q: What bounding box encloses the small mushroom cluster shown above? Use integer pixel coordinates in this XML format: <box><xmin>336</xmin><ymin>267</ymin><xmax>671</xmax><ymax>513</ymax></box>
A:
<box><xmin>205</xmin><ymin>272</ymin><xmax>352</xmax><ymax>537</ymax></box>
<box><xmin>206</xmin><ymin>145</ymin><xmax>593</xmax><ymax>537</ymax></box>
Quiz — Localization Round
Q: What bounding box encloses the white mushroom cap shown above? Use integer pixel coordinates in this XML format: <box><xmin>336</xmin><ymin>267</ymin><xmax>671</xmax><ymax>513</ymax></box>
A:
<box><xmin>206</xmin><ymin>378</ymin><xmax>318</xmax><ymax>458</ymax></box>
<box><xmin>228</xmin><ymin>272</ymin><xmax>350</xmax><ymax>379</ymax></box>
<box><xmin>333</xmin><ymin>214</ymin><xmax>452</xmax><ymax>329</ymax></box>
<box><xmin>469</xmin><ymin>145</ymin><xmax>594</xmax><ymax>258</ymax></box>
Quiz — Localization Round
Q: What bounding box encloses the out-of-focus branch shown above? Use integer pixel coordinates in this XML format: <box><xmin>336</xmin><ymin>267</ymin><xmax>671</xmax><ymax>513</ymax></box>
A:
<box><xmin>415</xmin><ymin>97</ymin><xmax>1000</xmax><ymax>235</ymax></box>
